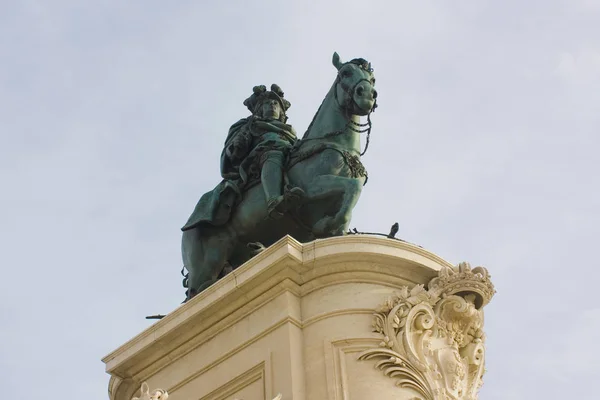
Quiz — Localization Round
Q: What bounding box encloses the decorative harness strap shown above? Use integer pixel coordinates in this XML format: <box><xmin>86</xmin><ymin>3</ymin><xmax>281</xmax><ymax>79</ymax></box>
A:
<box><xmin>287</xmin><ymin>141</ymin><xmax>368</xmax><ymax>185</ymax></box>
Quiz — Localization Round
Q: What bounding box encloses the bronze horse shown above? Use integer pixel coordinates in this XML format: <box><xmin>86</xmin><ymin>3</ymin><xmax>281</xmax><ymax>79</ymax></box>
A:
<box><xmin>182</xmin><ymin>52</ymin><xmax>377</xmax><ymax>300</ymax></box>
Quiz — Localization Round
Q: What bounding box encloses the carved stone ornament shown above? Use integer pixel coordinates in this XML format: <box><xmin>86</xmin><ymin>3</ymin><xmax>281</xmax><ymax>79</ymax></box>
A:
<box><xmin>132</xmin><ymin>382</ymin><xmax>169</xmax><ymax>400</ymax></box>
<box><xmin>358</xmin><ymin>262</ymin><xmax>496</xmax><ymax>400</ymax></box>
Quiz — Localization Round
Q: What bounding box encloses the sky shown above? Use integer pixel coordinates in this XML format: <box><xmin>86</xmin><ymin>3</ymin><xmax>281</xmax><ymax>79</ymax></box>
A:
<box><xmin>1</xmin><ymin>0</ymin><xmax>599</xmax><ymax>399</ymax></box>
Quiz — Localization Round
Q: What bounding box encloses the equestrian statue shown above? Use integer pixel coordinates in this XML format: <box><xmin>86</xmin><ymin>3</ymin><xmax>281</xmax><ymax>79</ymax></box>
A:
<box><xmin>181</xmin><ymin>52</ymin><xmax>378</xmax><ymax>300</ymax></box>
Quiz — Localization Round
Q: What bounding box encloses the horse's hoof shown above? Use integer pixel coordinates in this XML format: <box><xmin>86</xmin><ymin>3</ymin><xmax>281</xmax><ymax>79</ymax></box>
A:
<box><xmin>223</xmin><ymin>262</ymin><xmax>234</xmax><ymax>275</ymax></box>
<box><xmin>186</xmin><ymin>279</ymin><xmax>217</xmax><ymax>301</ymax></box>
<box><xmin>185</xmin><ymin>288</ymin><xmax>199</xmax><ymax>302</ymax></box>
<box><xmin>332</xmin><ymin>227</ymin><xmax>347</xmax><ymax>237</ymax></box>
<box><xmin>248</xmin><ymin>241</ymin><xmax>267</xmax><ymax>256</ymax></box>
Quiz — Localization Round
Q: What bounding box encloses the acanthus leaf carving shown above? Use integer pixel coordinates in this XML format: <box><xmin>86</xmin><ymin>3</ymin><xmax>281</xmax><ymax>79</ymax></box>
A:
<box><xmin>358</xmin><ymin>262</ymin><xmax>496</xmax><ymax>400</ymax></box>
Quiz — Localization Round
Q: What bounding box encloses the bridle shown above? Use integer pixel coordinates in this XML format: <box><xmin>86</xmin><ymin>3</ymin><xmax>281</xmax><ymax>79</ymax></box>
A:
<box><xmin>329</xmin><ymin>64</ymin><xmax>378</xmax><ymax>156</ymax></box>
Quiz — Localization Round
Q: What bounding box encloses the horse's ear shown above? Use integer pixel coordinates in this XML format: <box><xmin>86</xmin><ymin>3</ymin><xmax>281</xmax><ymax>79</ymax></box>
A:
<box><xmin>332</xmin><ymin>52</ymin><xmax>343</xmax><ymax>70</ymax></box>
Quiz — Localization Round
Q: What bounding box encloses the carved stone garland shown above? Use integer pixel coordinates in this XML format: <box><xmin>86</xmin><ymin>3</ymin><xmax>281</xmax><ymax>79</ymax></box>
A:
<box><xmin>358</xmin><ymin>262</ymin><xmax>496</xmax><ymax>400</ymax></box>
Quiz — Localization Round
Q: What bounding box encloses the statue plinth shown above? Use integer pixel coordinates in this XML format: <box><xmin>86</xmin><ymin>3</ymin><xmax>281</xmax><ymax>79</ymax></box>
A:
<box><xmin>103</xmin><ymin>235</ymin><xmax>494</xmax><ymax>400</ymax></box>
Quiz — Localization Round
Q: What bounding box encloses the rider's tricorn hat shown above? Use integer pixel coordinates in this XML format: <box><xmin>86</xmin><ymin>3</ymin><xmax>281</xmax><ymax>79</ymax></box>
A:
<box><xmin>244</xmin><ymin>84</ymin><xmax>291</xmax><ymax>118</ymax></box>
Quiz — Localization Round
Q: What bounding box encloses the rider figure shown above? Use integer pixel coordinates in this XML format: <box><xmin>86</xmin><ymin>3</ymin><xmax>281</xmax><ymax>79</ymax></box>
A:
<box><xmin>221</xmin><ymin>84</ymin><xmax>305</xmax><ymax>219</ymax></box>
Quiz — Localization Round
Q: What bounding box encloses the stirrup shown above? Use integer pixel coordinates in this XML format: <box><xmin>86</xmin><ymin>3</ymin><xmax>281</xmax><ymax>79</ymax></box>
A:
<box><xmin>267</xmin><ymin>196</ymin><xmax>285</xmax><ymax>220</ymax></box>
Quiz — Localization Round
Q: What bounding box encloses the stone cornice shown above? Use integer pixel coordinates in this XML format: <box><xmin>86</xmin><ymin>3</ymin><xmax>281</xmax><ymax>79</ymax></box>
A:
<box><xmin>102</xmin><ymin>235</ymin><xmax>452</xmax><ymax>385</ymax></box>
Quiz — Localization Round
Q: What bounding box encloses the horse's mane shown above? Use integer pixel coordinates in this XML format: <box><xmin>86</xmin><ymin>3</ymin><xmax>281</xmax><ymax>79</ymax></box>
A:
<box><xmin>349</xmin><ymin>58</ymin><xmax>369</xmax><ymax>65</ymax></box>
<box><xmin>301</xmin><ymin>93</ymin><xmax>328</xmax><ymax>140</ymax></box>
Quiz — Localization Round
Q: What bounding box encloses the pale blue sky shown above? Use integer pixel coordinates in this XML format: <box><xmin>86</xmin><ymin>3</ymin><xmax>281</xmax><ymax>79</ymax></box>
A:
<box><xmin>1</xmin><ymin>1</ymin><xmax>599</xmax><ymax>399</ymax></box>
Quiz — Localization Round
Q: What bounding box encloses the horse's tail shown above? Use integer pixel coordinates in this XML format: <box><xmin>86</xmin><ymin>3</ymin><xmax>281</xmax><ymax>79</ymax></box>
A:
<box><xmin>180</xmin><ymin>266</ymin><xmax>189</xmax><ymax>289</ymax></box>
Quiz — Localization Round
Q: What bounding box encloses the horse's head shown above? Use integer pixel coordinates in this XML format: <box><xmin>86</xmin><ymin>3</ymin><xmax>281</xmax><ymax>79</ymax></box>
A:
<box><xmin>332</xmin><ymin>52</ymin><xmax>377</xmax><ymax>116</ymax></box>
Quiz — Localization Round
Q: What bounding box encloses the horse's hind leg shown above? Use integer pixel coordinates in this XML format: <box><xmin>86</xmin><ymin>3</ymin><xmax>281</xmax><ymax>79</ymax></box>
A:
<box><xmin>182</xmin><ymin>226</ymin><xmax>236</xmax><ymax>300</ymax></box>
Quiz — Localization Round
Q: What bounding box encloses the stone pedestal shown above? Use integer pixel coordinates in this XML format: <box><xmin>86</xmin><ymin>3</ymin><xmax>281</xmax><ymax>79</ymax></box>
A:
<box><xmin>103</xmin><ymin>235</ymin><xmax>494</xmax><ymax>400</ymax></box>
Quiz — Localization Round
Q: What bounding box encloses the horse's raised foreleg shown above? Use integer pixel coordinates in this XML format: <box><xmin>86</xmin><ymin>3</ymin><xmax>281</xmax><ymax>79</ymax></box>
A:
<box><xmin>182</xmin><ymin>226</ymin><xmax>236</xmax><ymax>300</ymax></box>
<box><xmin>304</xmin><ymin>174</ymin><xmax>364</xmax><ymax>236</ymax></box>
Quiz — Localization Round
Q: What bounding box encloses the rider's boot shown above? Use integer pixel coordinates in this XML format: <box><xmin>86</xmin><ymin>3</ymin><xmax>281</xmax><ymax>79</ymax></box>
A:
<box><xmin>261</xmin><ymin>151</ymin><xmax>305</xmax><ymax>219</ymax></box>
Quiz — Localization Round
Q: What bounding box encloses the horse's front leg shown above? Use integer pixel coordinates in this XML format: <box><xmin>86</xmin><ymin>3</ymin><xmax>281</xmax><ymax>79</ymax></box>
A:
<box><xmin>304</xmin><ymin>174</ymin><xmax>365</xmax><ymax>236</ymax></box>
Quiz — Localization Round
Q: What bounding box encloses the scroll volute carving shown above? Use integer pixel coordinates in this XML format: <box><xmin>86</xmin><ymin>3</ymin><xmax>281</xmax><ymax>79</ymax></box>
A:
<box><xmin>358</xmin><ymin>262</ymin><xmax>495</xmax><ymax>400</ymax></box>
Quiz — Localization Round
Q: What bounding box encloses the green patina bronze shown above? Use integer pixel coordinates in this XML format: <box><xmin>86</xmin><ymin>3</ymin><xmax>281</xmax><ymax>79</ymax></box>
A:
<box><xmin>182</xmin><ymin>52</ymin><xmax>377</xmax><ymax>300</ymax></box>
